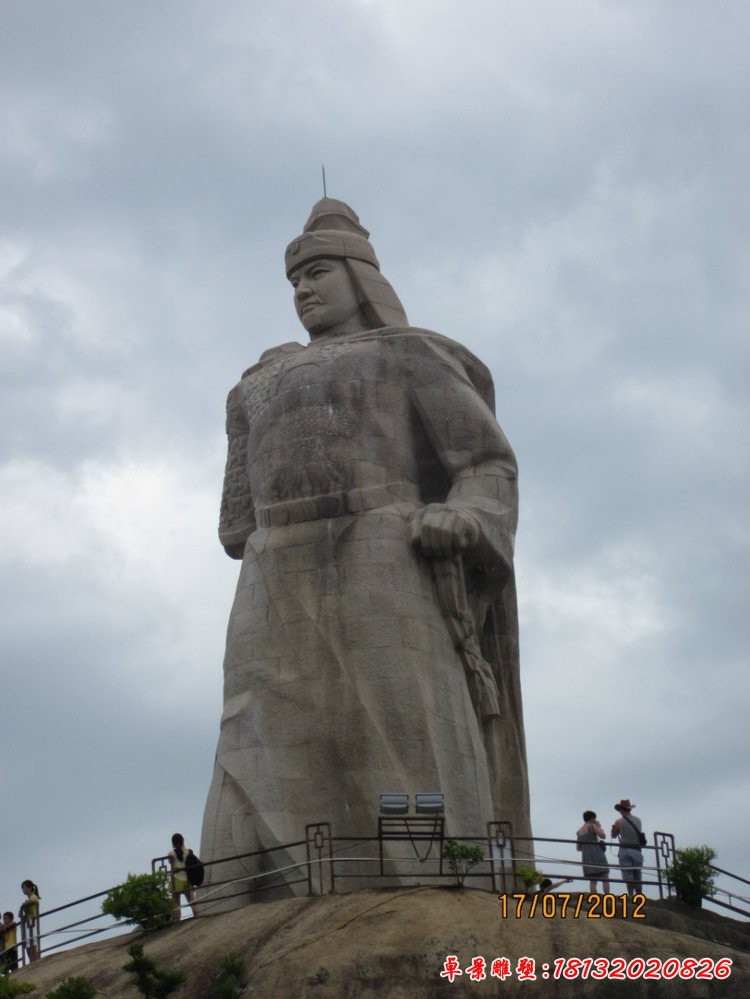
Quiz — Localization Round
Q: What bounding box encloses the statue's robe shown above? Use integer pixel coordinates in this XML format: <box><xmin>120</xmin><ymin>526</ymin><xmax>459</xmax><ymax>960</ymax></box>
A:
<box><xmin>201</xmin><ymin>327</ymin><xmax>531</xmax><ymax>903</ymax></box>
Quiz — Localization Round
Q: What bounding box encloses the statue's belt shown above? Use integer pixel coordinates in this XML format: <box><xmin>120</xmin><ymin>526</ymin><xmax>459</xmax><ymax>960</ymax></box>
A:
<box><xmin>255</xmin><ymin>482</ymin><xmax>421</xmax><ymax>528</ymax></box>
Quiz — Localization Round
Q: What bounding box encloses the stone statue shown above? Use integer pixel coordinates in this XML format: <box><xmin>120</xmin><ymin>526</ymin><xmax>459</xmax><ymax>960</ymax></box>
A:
<box><xmin>200</xmin><ymin>199</ymin><xmax>532</xmax><ymax>904</ymax></box>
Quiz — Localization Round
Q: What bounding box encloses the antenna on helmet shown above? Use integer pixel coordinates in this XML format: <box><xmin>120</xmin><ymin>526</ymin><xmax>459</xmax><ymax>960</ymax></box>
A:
<box><xmin>322</xmin><ymin>164</ymin><xmax>327</xmax><ymax>197</ymax></box>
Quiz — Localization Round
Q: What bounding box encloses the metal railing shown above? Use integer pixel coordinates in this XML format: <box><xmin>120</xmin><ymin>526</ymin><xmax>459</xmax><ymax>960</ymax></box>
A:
<box><xmin>1</xmin><ymin>884</ymin><xmax>139</xmax><ymax>972</ymax></box>
<box><xmin>147</xmin><ymin>824</ymin><xmax>713</xmax><ymax>908</ymax></box>
<box><xmin>3</xmin><ymin>822</ymin><xmax>747</xmax><ymax>971</ymax></box>
<box><xmin>703</xmin><ymin>865</ymin><xmax>750</xmax><ymax>920</ymax></box>
<box><xmin>502</xmin><ymin>831</ymin><xmax>675</xmax><ymax>897</ymax></box>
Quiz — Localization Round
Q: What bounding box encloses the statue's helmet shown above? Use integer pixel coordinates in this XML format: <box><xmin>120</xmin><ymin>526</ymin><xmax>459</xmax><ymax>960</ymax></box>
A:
<box><xmin>285</xmin><ymin>198</ymin><xmax>408</xmax><ymax>329</ymax></box>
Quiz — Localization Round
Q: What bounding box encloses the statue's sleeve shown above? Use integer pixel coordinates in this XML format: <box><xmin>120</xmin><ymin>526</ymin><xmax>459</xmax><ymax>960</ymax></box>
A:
<box><xmin>218</xmin><ymin>382</ymin><xmax>255</xmax><ymax>559</ymax></box>
<box><xmin>392</xmin><ymin>332</ymin><xmax>531</xmax><ymax>838</ymax></box>
<box><xmin>406</xmin><ymin>336</ymin><xmax>518</xmax><ymax>574</ymax></box>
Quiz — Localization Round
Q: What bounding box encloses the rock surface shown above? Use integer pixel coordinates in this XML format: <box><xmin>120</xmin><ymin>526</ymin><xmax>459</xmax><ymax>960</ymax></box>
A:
<box><xmin>12</xmin><ymin>887</ymin><xmax>749</xmax><ymax>996</ymax></box>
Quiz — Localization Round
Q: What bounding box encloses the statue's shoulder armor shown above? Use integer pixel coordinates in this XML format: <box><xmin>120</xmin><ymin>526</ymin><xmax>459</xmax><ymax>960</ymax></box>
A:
<box><xmin>371</xmin><ymin>326</ymin><xmax>496</xmax><ymax>413</ymax></box>
<box><xmin>240</xmin><ymin>341</ymin><xmax>305</xmax><ymax>381</ymax></box>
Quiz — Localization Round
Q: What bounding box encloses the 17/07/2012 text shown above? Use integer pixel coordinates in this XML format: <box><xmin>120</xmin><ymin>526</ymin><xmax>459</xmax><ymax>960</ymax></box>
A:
<box><xmin>499</xmin><ymin>892</ymin><xmax>646</xmax><ymax>919</ymax></box>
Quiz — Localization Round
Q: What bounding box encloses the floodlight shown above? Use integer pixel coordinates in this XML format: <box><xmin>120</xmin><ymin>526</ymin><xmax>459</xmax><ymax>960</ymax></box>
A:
<box><xmin>379</xmin><ymin>793</ymin><xmax>409</xmax><ymax>815</ymax></box>
<box><xmin>415</xmin><ymin>792</ymin><xmax>444</xmax><ymax>815</ymax></box>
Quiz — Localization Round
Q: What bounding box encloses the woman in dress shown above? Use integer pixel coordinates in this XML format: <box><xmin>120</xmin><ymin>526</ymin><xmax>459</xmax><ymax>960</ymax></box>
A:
<box><xmin>576</xmin><ymin>810</ymin><xmax>610</xmax><ymax>894</ymax></box>
<box><xmin>168</xmin><ymin>833</ymin><xmax>199</xmax><ymax>920</ymax></box>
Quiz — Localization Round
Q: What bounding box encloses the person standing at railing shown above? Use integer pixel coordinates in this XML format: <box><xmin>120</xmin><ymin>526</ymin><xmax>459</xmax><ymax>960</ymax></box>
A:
<box><xmin>576</xmin><ymin>810</ymin><xmax>611</xmax><ymax>894</ymax></box>
<box><xmin>18</xmin><ymin>880</ymin><xmax>40</xmax><ymax>962</ymax></box>
<box><xmin>611</xmin><ymin>798</ymin><xmax>644</xmax><ymax>896</ymax></box>
<box><xmin>168</xmin><ymin>832</ymin><xmax>199</xmax><ymax>921</ymax></box>
<box><xmin>2</xmin><ymin>911</ymin><xmax>19</xmax><ymax>972</ymax></box>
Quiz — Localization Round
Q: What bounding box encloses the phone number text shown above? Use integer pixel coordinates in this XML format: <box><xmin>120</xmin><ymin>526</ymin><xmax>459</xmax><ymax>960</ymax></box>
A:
<box><xmin>440</xmin><ymin>955</ymin><xmax>732</xmax><ymax>982</ymax></box>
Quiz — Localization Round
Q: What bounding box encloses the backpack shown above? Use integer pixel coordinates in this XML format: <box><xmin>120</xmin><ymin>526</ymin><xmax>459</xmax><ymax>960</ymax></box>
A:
<box><xmin>185</xmin><ymin>849</ymin><xmax>205</xmax><ymax>887</ymax></box>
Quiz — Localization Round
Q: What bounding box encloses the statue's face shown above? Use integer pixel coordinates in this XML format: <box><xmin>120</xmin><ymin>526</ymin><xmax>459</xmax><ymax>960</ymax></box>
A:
<box><xmin>289</xmin><ymin>258</ymin><xmax>364</xmax><ymax>338</ymax></box>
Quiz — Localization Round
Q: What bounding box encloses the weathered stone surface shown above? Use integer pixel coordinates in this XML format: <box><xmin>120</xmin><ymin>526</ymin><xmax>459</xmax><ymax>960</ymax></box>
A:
<box><xmin>14</xmin><ymin>889</ymin><xmax>750</xmax><ymax>997</ymax></box>
<box><xmin>201</xmin><ymin>200</ymin><xmax>532</xmax><ymax>903</ymax></box>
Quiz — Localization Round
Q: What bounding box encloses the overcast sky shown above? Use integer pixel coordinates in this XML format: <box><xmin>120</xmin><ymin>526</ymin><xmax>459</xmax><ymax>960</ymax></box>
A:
<box><xmin>2</xmin><ymin>0</ymin><xmax>748</xmax><ymax>926</ymax></box>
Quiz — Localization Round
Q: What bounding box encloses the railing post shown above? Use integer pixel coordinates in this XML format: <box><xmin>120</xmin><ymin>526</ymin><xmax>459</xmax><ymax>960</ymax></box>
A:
<box><xmin>19</xmin><ymin>916</ymin><xmax>27</xmax><ymax>968</ymax></box>
<box><xmin>487</xmin><ymin>821</ymin><xmax>514</xmax><ymax>894</ymax></box>
<box><xmin>653</xmin><ymin>831</ymin><xmax>676</xmax><ymax>900</ymax></box>
<box><xmin>305</xmin><ymin>822</ymin><xmax>334</xmax><ymax>896</ymax></box>
<box><xmin>152</xmin><ymin>855</ymin><xmax>170</xmax><ymax>877</ymax></box>
<box><xmin>18</xmin><ymin>913</ymin><xmax>39</xmax><ymax>966</ymax></box>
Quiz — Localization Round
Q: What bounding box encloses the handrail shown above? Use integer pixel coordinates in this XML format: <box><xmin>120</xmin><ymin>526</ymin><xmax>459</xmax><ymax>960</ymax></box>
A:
<box><xmin>701</xmin><ymin>865</ymin><xmax>750</xmax><ymax>919</ymax></box>
<box><xmin>3</xmin><ymin>826</ymin><xmax>747</xmax><ymax>969</ymax></box>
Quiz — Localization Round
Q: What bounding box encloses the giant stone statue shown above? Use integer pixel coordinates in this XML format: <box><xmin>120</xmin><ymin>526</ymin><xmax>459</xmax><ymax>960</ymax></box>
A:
<box><xmin>201</xmin><ymin>199</ymin><xmax>532</xmax><ymax>904</ymax></box>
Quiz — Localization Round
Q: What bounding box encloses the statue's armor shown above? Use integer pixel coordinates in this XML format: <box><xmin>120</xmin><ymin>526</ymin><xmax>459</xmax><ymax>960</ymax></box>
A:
<box><xmin>201</xmin><ymin>326</ymin><xmax>531</xmax><ymax>905</ymax></box>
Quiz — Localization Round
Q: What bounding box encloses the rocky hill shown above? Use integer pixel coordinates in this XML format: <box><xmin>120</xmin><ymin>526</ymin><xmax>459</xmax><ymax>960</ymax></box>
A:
<box><xmin>12</xmin><ymin>887</ymin><xmax>750</xmax><ymax>997</ymax></box>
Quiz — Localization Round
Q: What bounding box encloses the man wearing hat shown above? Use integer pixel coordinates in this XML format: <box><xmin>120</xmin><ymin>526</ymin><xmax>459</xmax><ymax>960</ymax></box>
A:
<box><xmin>611</xmin><ymin>798</ymin><xmax>644</xmax><ymax>896</ymax></box>
<box><xmin>200</xmin><ymin>198</ymin><xmax>532</xmax><ymax>905</ymax></box>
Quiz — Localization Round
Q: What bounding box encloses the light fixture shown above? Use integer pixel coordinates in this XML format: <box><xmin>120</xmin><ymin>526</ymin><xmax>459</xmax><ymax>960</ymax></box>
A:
<box><xmin>379</xmin><ymin>793</ymin><xmax>409</xmax><ymax>815</ymax></box>
<box><xmin>415</xmin><ymin>792</ymin><xmax>444</xmax><ymax>815</ymax></box>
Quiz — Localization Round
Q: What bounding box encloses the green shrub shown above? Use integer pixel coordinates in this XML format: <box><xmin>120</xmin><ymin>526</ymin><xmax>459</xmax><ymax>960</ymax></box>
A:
<box><xmin>665</xmin><ymin>845</ymin><xmax>717</xmax><ymax>908</ymax></box>
<box><xmin>442</xmin><ymin>839</ymin><xmax>485</xmax><ymax>887</ymax></box>
<box><xmin>46</xmin><ymin>978</ymin><xmax>97</xmax><ymax>999</ymax></box>
<box><xmin>0</xmin><ymin>974</ymin><xmax>36</xmax><ymax>996</ymax></box>
<box><xmin>515</xmin><ymin>864</ymin><xmax>544</xmax><ymax>891</ymax></box>
<box><xmin>102</xmin><ymin>872</ymin><xmax>173</xmax><ymax>931</ymax></box>
<box><xmin>123</xmin><ymin>943</ymin><xmax>185</xmax><ymax>998</ymax></box>
<box><xmin>211</xmin><ymin>953</ymin><xmax>246</xmax><ymax>998</ymax></box>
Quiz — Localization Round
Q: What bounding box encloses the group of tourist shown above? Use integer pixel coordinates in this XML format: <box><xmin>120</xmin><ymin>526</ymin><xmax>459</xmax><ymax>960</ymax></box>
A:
<box><xmin>1</xmin><ymin>880</ymin><xmax>41</xmax><ymax>972</ymax></box>
<box><xmin>0</xmin><ymin>804</ymin><xmax>646</xmax><ymax>975</ymax></box>
<box><xmin>575</xmin><ymin>798</ymin><xmax>645</xmax><ymax>895</ymax></box>
<box><xmin>0</xmin><ymin>833</ymin><xmax>200</xmax><ymax>973</ymax></box>
<box><xmin>0</xmin><ymin>835</ymin><xmax>197</xmax><ymax>973</ymax></box>
<box><xmin>0</xmin><ymin>835</ymin><xmax>198</xmax><ymax>973</ymax></box>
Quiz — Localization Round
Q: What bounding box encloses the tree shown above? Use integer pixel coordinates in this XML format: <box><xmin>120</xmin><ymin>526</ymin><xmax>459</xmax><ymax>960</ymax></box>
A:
<box><xmin>515</xmin><ymin>865</ymin><xmax>544</xmax><ymax>892</ymax></box>
<box><xmin>442</xmin><ymin>839</ymin><xmax>485</xmax><ymax>888</ymax></box>
<box><xmin>101</xmin><ymin>872</ymin><xmax>173</xmax><ymax>931</ymax></box>
<box><xmin>665</xmin><ymin>845</ymin><xmax>717</xmax><ymax>908</ymax></box>
<box><xmin>123</xmin><ymin>944</ymin><xmax>185</xmax><ymax>998</ymax></box>
<box><xmin>211</xmin><ymin>954</ymin><xmax>246</xmax><ymax>999</ymax></box>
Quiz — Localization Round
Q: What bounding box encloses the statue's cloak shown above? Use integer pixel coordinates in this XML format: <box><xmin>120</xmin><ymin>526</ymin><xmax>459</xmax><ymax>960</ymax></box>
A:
<box><xmin>201</xmin><ymin>327</ymin><xmax>532</xmax><ymax>902</ymax></box>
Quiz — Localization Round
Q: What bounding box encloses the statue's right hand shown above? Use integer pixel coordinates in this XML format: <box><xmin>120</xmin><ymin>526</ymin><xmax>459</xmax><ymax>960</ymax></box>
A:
<box><xmin>410</xmin><ymin>504</ymin><xmax>480</xmax><ymax>558</ymax></box>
